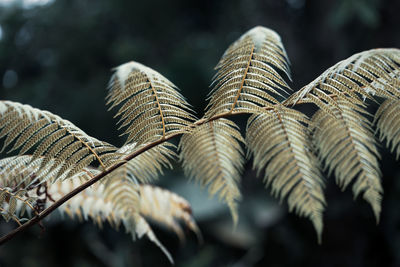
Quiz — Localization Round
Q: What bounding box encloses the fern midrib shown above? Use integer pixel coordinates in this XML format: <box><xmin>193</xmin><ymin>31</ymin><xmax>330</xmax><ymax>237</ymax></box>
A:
<box><xmin>149</xmin><ymin>78</ymin><xmax>166</xmax><ymax>138</ymax></box>
<box><xmin>209</xmin><ymin>121</ymin><xmax>224</xmax><ymax>179</ymax></box>
<box><xmin>230</xmin><ymin>44</ymin><xmax>255</xmax><ymax>113</ymax></box>
<box><xmin>273</xmin><ymin>109</ymin><xmax>314</xmax><ymax>202</ymax></box>
<box><xmin>336</xmin><ymin>108</ymin><xmax>370</xmax><ymax>181</ymax></box>
<box><xmin>63</xmin><ymin>129</ymin><xmax>106</xmax><ymax>170</ymax></box>
<box><xmin>276</xmin><ymin>111</ymin><xmax>299</xmax><ymax>171</ymax></box>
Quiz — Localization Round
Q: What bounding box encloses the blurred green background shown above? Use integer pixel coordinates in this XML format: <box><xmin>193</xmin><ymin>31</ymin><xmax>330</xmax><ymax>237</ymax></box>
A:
<box><xmin>0</xmin><ymin>0</ymin><xmax>400</xmax><ymax>266</ymax></box>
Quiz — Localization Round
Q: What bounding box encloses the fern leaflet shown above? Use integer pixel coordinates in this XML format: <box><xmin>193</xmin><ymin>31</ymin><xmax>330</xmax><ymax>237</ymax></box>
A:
<box><xmin>0</xmin><ymin>101</ymin><xmax>119</xmax><ymax>183</ymax></box>
<box><xmin>179</xmin><ymin>118</ymin><xmax>244</xmax><ymax>224</ymax></box>
<box><xmin>246</xmin><ymin>105</ymin><xmax>325</xmax><ymax>241</ymax></box>
<box><xmin>107</xmin><ymin>62</ymin><xmax>196</xmax><ymax>145</ymax></box>
<box><xmin>206</xmin><ymin>26</ymin><xmax>291</xmax><ymax>117</ymax></box>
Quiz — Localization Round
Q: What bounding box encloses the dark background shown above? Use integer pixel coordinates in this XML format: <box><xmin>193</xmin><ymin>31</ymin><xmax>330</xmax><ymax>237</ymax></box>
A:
<box><xmin>0</xmin><ymin>0</ymin><xmax>400</xmax><ymax>266</ymax></box>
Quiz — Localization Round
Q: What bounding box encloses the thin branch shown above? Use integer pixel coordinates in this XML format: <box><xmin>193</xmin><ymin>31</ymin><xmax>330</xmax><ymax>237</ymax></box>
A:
<box><xmin>230</xmin><ymin>44</ymin><xmax>255</xmax><ymax>113</ymax></box>
<box><xmin>149</xmin><ymin>79</ymin><xmax>166</xmax><ymax>138</ymax></box>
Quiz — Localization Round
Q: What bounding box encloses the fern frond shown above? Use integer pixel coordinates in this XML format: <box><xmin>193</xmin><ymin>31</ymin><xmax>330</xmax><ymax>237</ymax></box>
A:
<box><xmin>375</xmin><ymin>99</ymin><xmax>400</xmax><ymax>159</ymax></box>
<box><xmin>58</xmin><ymin>180</ymin><xmax>200</xmax><ymax>262</ymax></box>
<box><xmin>139</xmin><ymin>184</ymin><xmax>202</xmax><ymax>243</ymax></box>
<box><xmin>179</xmin><ymin>118</ymin><xmax>244</xmax><ymax>224</ymax></box>
<box><xmin>45</xmin><ymin>172</ymin><xmax>173</xmax><ymax>261</ymax></box>
<box><xmin>0</xmin><ymin>101</ymin><xmax>119</xmax><ymax>183</ymax></box>
<box><xmin>285</xmin><ymin>48</ymin><xmax>400</xmax><ymax>108</ymax></box>
<box><xmin>107</xmin><ymin>62</ymin><xmax>196</xmax><ymax>145</ymax></box>
<box><xmin>311</xmin><ymin>99</ymin><xmax>382</xmax><ymax>221</ymax></box>
<box><xmin>205</xmin><ymin>26</ymin><xmax>291</xmax><ymax>117</ymax></box>
<box><xmin>246</xmin><ymin>105</ymin><xmax>325</xmax><ymax>241</ymax></box>
<box><xmin>0</xmin><ymin>157</ymin><xmax>200</xmax><ymax>263</ymax></box>
<box><xmin>52</xmin><ymin>180</ymin><xmax>199</xmax><ymax>263</ymax></box>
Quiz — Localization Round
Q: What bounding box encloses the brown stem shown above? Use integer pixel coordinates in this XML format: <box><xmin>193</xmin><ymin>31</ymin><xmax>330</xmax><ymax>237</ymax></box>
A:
<box><xmin>230</xmin><ymin>44</ymin><xmax>255</xmax><ymax>113</ymax></box>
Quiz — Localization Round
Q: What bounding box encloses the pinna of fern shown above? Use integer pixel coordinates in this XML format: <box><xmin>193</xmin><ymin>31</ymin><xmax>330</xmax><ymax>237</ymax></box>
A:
<box><xmin>107</xmin><ymin>61</ymin><xmax>196</xmax><ymax>145</ymax></box>
<box><xmin>179</xmin><ymin>118</ymin><xmax>245</xmax><ymax>225</ymax></box>
<box><xmin>245</xmin><ymin>105</ymin><xmax>326</xmax><ymax>241</ymax></box>
<box><xmin>0</xmin><ymin>100</ymin><xmax>120</xmax><ymax>184</ymax></box>
<box><xmin>205</xmin><ymin>26</ymin><xmax>292</xmax><ymax>118</ymax></box>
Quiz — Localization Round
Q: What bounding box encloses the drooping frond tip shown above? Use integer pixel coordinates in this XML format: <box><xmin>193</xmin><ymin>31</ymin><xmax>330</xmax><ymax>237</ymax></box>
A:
<box><xmin>107</xmin><ymin>61</ymin><xmax>196</xmax><ymax>145</ymax></box>
<box><xmin>179</xmin><ymin>119</ymin><xmax>244</xmax><ymax>225</ymax></box>
<box><xmin>206</xmin><ymin>26</ymin><xmax>292</xmax><ymax>117</ymax></box>
<box><xmin>246</xmin><ymin>105</ymin><xmax>325</xmax><ymax>241</ymax></box>
<box><xmin>0</xmin><ymin>157</ymin><xmax>201</xmax><ymax>263</ymax></box>
<box><xmin>139</xmin><ymin>184</ymin><xmax>202</xmax><ymax>243</ymax></box>
<box><xmin>61</xmin><ymin>181</ymin><xmax>200</xmax><ymax>263</ymax></box>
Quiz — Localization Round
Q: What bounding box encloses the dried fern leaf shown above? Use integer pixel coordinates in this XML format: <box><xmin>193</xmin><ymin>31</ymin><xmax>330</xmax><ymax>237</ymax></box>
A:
<box><xmin>109</xmin><ymin>142</ymin><xmax>177</xmax><ymax>184</ymax></box>
<box><xmin>46</xmin><ymin>173</ymin><xmax>169</xmax><ymax>259</ymax></box>
<box><xmin>134</xmin><ymin>214</ymin><xmax>174</xmax><ymax>263</ymax></box>
<box><xmin>0</xmin><ymin>156</ymin><xmax>199</xmax><ymax>263</ymax></box>
<box><xmin>0</xmin><ymin>101</ymin><xmax>119</xmax><ymax>182</ymax></box>
<box><xmin>46</xmin><ymin>175</ymin><xmax>197</xmax><ymax>263</ymax></box>
<box><xmin>53</xmin><ymin>179</ymin><xmax>200</xmax><ymax>262</ymax></box>
<box><xmin>246</xmin><ymin>105</ymin><xmax>325</xmax><ymax>241</ymax></box>
<box><xmin>107</xmin><ymin>62</ymin><xmax>196</xmax><ymax>145</ymax></box>
<box><xmin>206</xmin><ymin>26</ymin><xmax>291</xmax><ymax>117</ymax></box>
<box><xmin>179</xmin><ymin>118</ymin><xmax>244</xmax><ymax>224</ymax></box>
<box><xmin>375</xmin><ymin>98</ymin><xmax>400</xmax><ymax>159</ymax></box>
<box><xmin>311</xmin><ymin>98</ymin><xmax>382</xmax><ymax>221</ymax></box>
<box><xmin>139</xmin><ymin>184</ymin><xmax>202</xmax><ymax>243</ymax></box>
<box><xmin>285</xmin><ymin>48</ymin><xmax>400</xmax><ymax>108</ymax></box>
